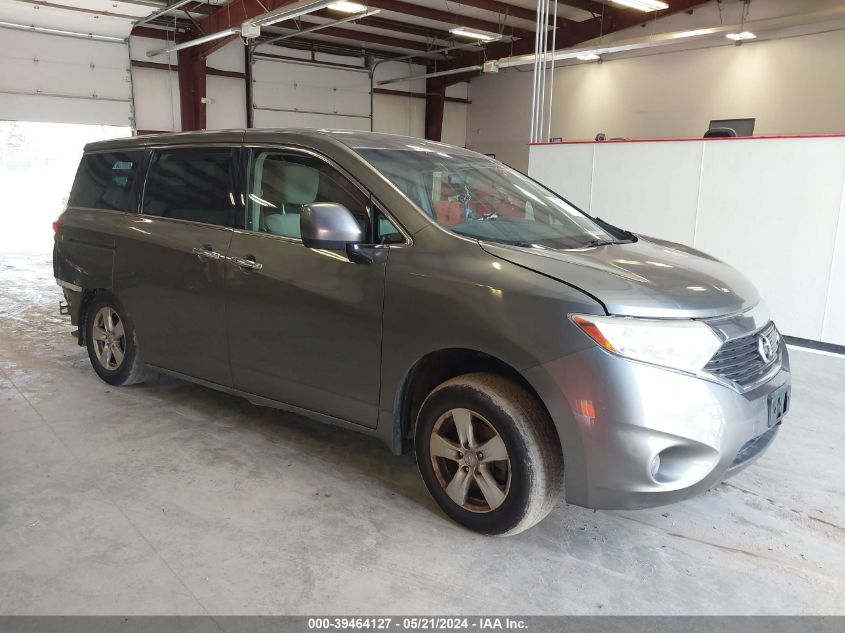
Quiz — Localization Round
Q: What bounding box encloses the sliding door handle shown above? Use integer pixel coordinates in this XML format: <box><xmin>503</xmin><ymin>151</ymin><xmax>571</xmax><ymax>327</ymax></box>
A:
<box><xmin>192</xmin><ymin>246</ymin><xmax>222</xmax><ymax>260</ymax></box>
<box><xmin>232</xmin><ymin>256</ymin><xmax>263</xmax><ymax>271</ymax></box>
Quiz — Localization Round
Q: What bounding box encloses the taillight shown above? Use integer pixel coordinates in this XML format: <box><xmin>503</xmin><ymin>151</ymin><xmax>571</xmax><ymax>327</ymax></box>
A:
<box><xmin>52</xmin><ymin>220</ymin><xmax>62</xmax><ymax>233</ymax></box>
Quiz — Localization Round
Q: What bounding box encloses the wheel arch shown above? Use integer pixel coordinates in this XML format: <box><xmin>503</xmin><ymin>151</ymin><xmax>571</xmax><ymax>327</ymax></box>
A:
<box><xmin>391</xmin><ymin>348</ymin><xmax>560</xmax><ymax>458</ymax></box>
<box><xmin>76</xmin><ymin>288</ymin><xmax>103</xmax><ymax>346</ymax></box>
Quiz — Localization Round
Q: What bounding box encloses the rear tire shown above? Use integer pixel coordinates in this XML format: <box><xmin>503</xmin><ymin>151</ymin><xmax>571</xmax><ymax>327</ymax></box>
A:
<box><xmin>414</xmin><ymin>372</ymin><xmax>563</xmax><ymax>536</ymax></box>
<box><xmin>85</xmin><ymin>293</ymin><xmax>148</xmax><ymax>386</ymax></box>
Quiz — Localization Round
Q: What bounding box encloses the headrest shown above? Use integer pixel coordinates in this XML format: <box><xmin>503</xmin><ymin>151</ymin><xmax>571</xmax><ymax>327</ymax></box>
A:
<box><xmin>265</xmin><ymin>213</ymin><xmax>301</xmax><ymax>239</ymax></box>
<box><xmin>279</xmin><ymin>164</ymin><xmax>319</xmax><ymax>205</ymax></box>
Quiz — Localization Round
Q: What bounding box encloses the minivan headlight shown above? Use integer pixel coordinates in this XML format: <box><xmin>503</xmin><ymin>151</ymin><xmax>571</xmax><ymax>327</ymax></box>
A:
<box><xmin>570</xmin><ymin>314</ymin><xmax>722</xmax><ymax>374</ymax></box>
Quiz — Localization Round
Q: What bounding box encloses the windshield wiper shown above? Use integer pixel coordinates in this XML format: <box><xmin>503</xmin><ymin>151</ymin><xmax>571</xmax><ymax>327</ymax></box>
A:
<box><xmin>587</xmin><ymin>238</ymin><xmax>624</xmax><ymax>247</ymax></box>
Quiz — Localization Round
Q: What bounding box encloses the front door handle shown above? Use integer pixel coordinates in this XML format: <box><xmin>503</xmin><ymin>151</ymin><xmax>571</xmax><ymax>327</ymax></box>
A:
<box><xmin>192</xmin><ymin>246</ymin><xmax>222</xmax><ymax>260</ymax></box>
<box><xmin>232</xmin><ymin>256</ymin><xmax>263</xmax><ymax>271</ymax></box>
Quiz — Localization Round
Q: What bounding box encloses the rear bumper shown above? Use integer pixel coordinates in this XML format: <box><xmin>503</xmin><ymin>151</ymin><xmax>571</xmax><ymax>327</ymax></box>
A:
<box><xmin>56</xmin><ymin>279</ymin><xmax>84</xmax><ymax>326</ymax></box>
<box><xmin>525</xmin><ymin>340</ymin><xmax>790</xmax><ymax>510</ymax></box>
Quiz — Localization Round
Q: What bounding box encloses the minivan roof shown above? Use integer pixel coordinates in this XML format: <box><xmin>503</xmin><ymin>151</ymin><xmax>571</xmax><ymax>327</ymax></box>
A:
<box><xmin>84</xmin><ymin>128</ymin><xmax>479</xmax><ymax>157</ymax></box>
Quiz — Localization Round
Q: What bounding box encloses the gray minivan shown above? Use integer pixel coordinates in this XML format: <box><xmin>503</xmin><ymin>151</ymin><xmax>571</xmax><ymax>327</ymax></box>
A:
<box><xmin>54</xmin><ymin>129</ymin><xmax>790</xmax><ymax>535</ymax></box>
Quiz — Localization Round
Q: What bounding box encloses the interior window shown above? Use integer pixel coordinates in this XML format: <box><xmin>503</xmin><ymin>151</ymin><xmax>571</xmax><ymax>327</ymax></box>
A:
<box><xmin>142</xmin><ymin>148</ymin><xmax>239</xmax><ymax>227</ymax></box>
<box><xmin>248</xmin><ymin>151</ymin><xmax>370</xmax><ymax>240</ymax></box>
<box><xmin>68</xmin><ymin>151</ymin><xmax>142</xmax><ymax>212</ymax></box>
<box><xmin>376</xmin><ymin>211</ymin><xmax>404</xmax><ymax>244</ymax></box>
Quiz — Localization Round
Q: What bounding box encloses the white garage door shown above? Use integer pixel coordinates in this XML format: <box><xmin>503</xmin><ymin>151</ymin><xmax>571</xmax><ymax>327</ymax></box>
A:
<box><xmin>252</xmin><ymin>56</ymin><xmax>371</xmax><ymax>131</ymax></box>
<box><xmin>0</xmin><ymin>28</ymin><xmax>131</xmax><ymax>127</ymax></box>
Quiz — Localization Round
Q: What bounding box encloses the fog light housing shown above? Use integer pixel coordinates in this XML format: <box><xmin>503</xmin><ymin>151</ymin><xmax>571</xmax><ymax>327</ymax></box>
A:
<box><xmin>649</xmin><ymin>445</ymin><xmax>720</xmax><ymax>486</ymax></box>
<box><xmin>649</xmin><ymin>454</ymin><xmax>661</xmax><ymax>480</ymax></box>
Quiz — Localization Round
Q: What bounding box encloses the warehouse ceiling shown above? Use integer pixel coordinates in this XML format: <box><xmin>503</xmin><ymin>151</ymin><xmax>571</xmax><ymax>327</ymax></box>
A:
<box><xmin>1</xmin><ymin>1</ymin><xmax>842</xmax><ymax>66</ymax></box>
<box><xmin>0</xmin><ymin>0</ymin><xmax>712</xmax><ymax>56</ymax></box>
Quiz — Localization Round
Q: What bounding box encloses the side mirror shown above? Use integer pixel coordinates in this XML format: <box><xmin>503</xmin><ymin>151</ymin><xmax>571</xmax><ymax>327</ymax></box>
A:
<box><xmin>300</xmin><ymin>203</ymin><xmax>363</xmax><ymax>250</ymax></box>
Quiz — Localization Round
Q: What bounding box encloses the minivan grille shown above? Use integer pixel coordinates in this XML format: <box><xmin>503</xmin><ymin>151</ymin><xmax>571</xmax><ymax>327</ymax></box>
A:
<box><xmin>704</xmin><ymin>322</ymin><xmax>779</xmax><ymax>388</ymax></box>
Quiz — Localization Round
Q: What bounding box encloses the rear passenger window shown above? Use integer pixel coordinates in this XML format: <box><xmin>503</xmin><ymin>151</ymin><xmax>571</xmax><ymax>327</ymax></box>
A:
<box><xmin>68</xmin><ymin>151</ymin><xmax>142</xmax><ymax>212</ymax></box>
<box><xmin>142</xmin><ymin>148</ymin><xmax>240</xmax><ymax>227</ymax></box>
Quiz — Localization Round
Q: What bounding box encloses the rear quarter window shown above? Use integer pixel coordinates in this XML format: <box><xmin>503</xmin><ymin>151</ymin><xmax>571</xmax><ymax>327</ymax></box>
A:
<box><xmin>68</xmin><ymin>151</ymin><xmax>142</xmax><ymax>212</ymax></box>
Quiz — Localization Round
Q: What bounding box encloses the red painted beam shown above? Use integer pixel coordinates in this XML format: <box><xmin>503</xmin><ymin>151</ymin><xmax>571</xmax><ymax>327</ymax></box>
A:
<box><xmin>177</xmin><ymin>46</ymin><xmax>207</xmax><ymax>130</ymax></box>
<box><xmin>424</xmin><ymin>78</ymin><xmax>446</xmax><ymax>141</ymax></box>
<box><xmin>375</xmin><ymin>87</ymin><xmax>471</xmax><ymax>104</ymax></box>
<box><xmin>556</xmin><ymin>0</ymin><xmax>607</xmax><ymax>15</ymax></box>
<box><xmin>366</xmin><ymin>0</ymin><xmax>534</xmax><ymax>40</ymax></box>
<box><xmin>441</xmin><ymin>0</ymin><xmax>561</xmax><ymax>25</ymax></box>
<box><xmin>312</xmin><ymin>9</ymin><xmax>455</xmax><ymax>41</ymax></box>
<box><xmin>131</xmin><ymin>59</ymin><xmax>247</xmax><ymax>79</ymax></box>
<box><xmin>196</xmin><ymin>0</ymin><xmax>298</xmax><ymax>58</ymax></box>
<box><xmin>131</xmin><ymin>25</ymin><xmax>187</xmax><ymax>41</ymax></box>
<box><xmin>197</xmin><ymin>0</ymin><xmax>294</xmax><ymax>35</ymax></box>
<box><xmin>295</xmin><ymin>22</ymin><xmax>436</xmax><ymax>51</ymax></box>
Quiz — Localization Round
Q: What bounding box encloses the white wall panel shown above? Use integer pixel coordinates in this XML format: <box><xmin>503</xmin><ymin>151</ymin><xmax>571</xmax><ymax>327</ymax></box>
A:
<box><xmin>129</xmin><ymin>36</ymin><xmax>178</xmax><ymax>66</ymax></box>
<box><xmin>695</xmin><ymin>139</ymin><xmax>845</xmax><ymax>342</ymax></box>
<box><xmin>528</xmin><ymin>143</ymin><xmax>594</xmax><ymax>211</ymax></box>
<box><xmin>373</xmin><ymin>93</ymin><xmax>424</xmax><ymax>138</ymax></box>
<box><xmin>442</xmin><ymin>102</ymin><xmax>467</xmax><ymax>148</ymax></box>
<box><xmin>528</xmin><ymin>137</ymin><xmax>845</xmax><ymax>345</ymax></box>
<box><xmin>207</xmin><ymin>75</ymin><xmax>246</xmax><ymax>130</ymax></box>
<box><xmin>130</xmin><ymin>36</ymin><xmax>246</xmax><ymax>132</ymax></box>
<box><xmin>130</xmin><ymin>66</ymin><xmax>181</xmax><ymax>132</ymax></box>
<box><xmin>0</xmin><ymin>29</ymin><xmax>130</xmax><ymax>126</ymax></box>
<box><xmin>591</xmin><ymin>141</ymin><xmax>703</xmax><ymax>245</ymax></box>
<box><xmin>822</xmin><ymin>189</ymin><xmax>845</xmax><ymax>345</ymax></box>
<box><xmin>446</xmin><ymin>83</ymin><xmax>469</xmax><ymax>100</ymax></box>
<box><xmin>128</xmin><ymin>36</ymin><xmax>180</xmax><ymax>131</ymax></box>
<box><xmin>373</xmin><ymin>61</ymin><xmax>425</xmax><ymax>94</ymax></box>
<box><xmin>207</xmin><ymin>40</ymin><xmax>244</xmax><ymax>73</ymax></box>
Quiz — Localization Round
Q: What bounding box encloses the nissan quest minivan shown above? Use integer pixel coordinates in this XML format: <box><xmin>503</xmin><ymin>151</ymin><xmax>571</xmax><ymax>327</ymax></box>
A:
<box><xmin>53</xmin><ymin>129</ymin><xmax>790</xmax><ymax>535</ymax></box>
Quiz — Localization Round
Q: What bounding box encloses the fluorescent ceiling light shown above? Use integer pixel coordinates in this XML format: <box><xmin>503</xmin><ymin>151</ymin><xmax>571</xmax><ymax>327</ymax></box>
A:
<box><xmin>250</xmin><ymin>0</ymin><xmax>337</xmax><ymax>27</ymax></box>
<box><xmin>675</xmin><ymin>28</ymin><xmax>716</xmax><ymax>38</ymax></box>
<box><xmin>610</xmin><ymin>0</ymin><xmax>668</xmax><ymax>12</ymax></box>
<box><xmin>148</xmin><ymin>28</ymin><xmax>236</xmax><ymax>57</ymax></box>
<box><xmin>576</xmin><ymin>53</ymin><xmax>600</xmax><ymax>61</ymax></box>
<box><xmin>726</xmin><ymin>31</ymin><xmax>756</xmax><ymax>41</ymax></box>
<box><xmin>449</xmin><ymin>27</ymin><xmax>501</xmax><ymax>42</ymax></box>
<box><xmin>328</xmin><ymin>1</ymin><xmax>368</xmax><ymax>12</ymax></box>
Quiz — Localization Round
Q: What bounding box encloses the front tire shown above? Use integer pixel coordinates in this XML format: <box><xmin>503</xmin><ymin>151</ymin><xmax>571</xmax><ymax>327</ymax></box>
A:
<box><xmin>85</xmin><ymin>294</ymin><xmax>148</xmax><ymax>386</ymax></box>
<box><xmin>415</xmin><ymin>373</ymin><xmax>563</xmax><ymax>535</ymax></box>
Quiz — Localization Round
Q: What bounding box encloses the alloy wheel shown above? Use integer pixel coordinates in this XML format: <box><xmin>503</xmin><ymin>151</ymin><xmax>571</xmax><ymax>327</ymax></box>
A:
<box><xmin>429</xmin><ymin>407</ymin><xmax>511</xmax><ymax>513</ymax></box>
<box><xmin>92</xmin><ymin>306</ymin><xmax>126</xmax><ymax>371</ymax></box>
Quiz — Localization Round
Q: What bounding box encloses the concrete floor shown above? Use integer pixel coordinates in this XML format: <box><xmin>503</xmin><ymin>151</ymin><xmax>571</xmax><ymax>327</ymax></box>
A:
<box><xmin>1</xmin><ymin>251</ymin><xmax>843</xmax><ymax>615</ymax></box>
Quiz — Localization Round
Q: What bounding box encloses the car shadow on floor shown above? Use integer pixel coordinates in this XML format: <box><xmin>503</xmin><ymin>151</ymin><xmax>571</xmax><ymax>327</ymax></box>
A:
<box><xmin>134</xmin><ymin>372</ymin><xmax>444</xmax><ymax>519</ymax></box>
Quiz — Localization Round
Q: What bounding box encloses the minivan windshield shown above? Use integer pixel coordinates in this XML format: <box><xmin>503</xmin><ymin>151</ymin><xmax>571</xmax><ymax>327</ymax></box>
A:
<box><xmin>355</xmin><ymin>147</ymin><xmax>617</xmax><ymax>249</ymax></box>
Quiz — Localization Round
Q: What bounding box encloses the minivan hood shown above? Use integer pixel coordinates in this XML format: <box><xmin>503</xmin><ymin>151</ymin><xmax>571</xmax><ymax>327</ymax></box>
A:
<box><xmin>482</xmin><ymin>236</ymin><xmax>759</xmax><ymax>319</ymax></box>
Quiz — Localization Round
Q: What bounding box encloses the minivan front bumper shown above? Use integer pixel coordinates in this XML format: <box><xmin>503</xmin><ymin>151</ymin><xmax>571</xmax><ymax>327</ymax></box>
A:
<box><xmin>524</xmin><ymin>339</ymin><xmax>790</xmax><ymax>510</ymax></box>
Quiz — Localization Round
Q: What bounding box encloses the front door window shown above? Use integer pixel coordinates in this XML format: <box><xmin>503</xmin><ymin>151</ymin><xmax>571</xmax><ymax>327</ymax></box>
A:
<box><xmin>247</xmin><ymin>151</ymin><xmax>370</xmax><ymax>240</ymax></box>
